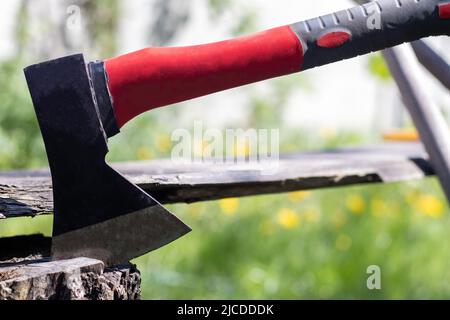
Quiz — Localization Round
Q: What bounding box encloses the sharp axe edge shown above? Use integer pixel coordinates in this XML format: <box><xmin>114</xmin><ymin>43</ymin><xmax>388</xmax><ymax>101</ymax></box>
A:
<box><xmin>23</xmin><ymin>54</ymin><xmax>191</xmax><ymax>266</ymax></box>
<box><xmin>51</xmin><ymin>204</ymin><xmax>191</xmax><ymax>267</ymax></box>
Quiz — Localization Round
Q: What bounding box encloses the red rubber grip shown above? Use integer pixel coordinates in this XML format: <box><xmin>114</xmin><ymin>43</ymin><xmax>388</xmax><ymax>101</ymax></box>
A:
<box><xmin>105</xmin><ymin>26</ymin><xmax>303</xmax><ymax>127</ymax></box>
<box><xmin>439</xmin><ymin>3</ymin><xmax>450</xmax><ymax>19</ymax></box>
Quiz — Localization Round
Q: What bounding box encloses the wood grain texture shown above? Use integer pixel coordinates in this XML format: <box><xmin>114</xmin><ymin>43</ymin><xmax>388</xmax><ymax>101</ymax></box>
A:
<box><xmin>0</xmin><ymin>256</ymin><xmax>141</xmax><ymax>300</ymax></box>
<box><xmin>0</xmin><ymin>235</ymin><xmax>141</xmax><ymax>300</ymax></box>
<box><xmin>0</xmin><ymin>143</ymin><xmax>433</xmax><ymax>219</ymax></box>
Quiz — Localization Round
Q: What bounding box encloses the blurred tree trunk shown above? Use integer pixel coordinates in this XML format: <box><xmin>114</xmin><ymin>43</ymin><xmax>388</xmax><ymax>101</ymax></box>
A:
<box><xmin>146</xmin><ymin>0</ymin><xmax>190</xmax><ymax>45</ymax></box>
<box><xmin>15</xmin><ymin>0</ymin><xmax>119</xmax><ymax>60</ymax></box>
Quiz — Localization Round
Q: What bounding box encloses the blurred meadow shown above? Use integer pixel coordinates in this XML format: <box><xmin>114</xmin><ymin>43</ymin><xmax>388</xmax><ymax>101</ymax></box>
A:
<box><xmin>1</xmin><ymin>0</ymin><xmax>450</xmax><ymax>299</ymax></box>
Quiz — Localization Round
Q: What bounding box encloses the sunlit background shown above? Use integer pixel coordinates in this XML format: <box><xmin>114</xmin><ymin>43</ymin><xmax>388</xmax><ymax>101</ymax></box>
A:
<box><xmin>1</xmin><ymin>0</ymin><xmax>450</xmax><ymax>299</ymax></box>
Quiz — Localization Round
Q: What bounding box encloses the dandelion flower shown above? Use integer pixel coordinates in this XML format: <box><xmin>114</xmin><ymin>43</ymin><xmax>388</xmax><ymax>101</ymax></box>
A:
<box><xmin>371</xmin><ymin>198</ymin><xmax>390</xmax><ymax>217</ymax></box>
<box><xmin>288</xmin><ymin>191</ymin><xmax>311</xmax><ymax>203</ymax></box>
<box><xmin>219</xmin><ymin>198</ymin><xmax>240</xmax><ymax>216</ymax></box>
<box><xmin>137</xmin><ymin>146</ymin><xmax>153</xmax><ymax>160</ymax></box>
<box><xmin>345</xmin><ymin>194</ymin><xmax>365</xmax><ymax>214</ymax></box>
<box><xmin>276</xmin><ymin>208</ymin><xmax>300</xmax><ymax>229</ymax></box>
<box><xmin>233</xmin><ymin>140</ymin><xmax>250</xmax><ymax>157</ymax></box>
<box><xmin>416</xmin><ymin>194</ymin><xmax>444</xmax><ymax>219</ymax></box>
<box><xmin>155</xmin><ymin>134</ymin><xmax>172</xmax><ymax>153</ymax></box>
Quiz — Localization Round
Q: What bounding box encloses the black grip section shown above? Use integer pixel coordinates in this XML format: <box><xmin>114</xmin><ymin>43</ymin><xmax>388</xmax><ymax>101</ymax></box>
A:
<box><xmin>291</xmin><ymin>0</ymin><xmax>449</xmax><ymax>71</ymax></box>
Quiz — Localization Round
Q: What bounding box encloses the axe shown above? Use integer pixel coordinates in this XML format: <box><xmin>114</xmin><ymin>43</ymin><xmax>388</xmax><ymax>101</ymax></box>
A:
<box><xmin>24</xmin><ymin>0</ymin><xmax>450</xmax><ymax>266</ymax></box>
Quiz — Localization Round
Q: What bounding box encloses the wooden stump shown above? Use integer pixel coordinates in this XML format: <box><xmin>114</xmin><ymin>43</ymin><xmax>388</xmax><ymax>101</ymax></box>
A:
<box><xmin>0</xmin><ymin>235</ymin><xmax>141</xmax><ymax>300</ymax></box>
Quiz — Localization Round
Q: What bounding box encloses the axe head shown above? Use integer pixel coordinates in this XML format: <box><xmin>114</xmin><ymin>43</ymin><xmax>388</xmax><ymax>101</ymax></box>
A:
<box><xmin>24</xmin><ymin>54</ymin><xmax>191</xmax><ymax>266</ymax></box>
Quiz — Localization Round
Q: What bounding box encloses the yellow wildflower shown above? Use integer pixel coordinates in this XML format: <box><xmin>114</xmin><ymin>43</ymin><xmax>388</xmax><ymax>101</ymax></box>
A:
<box><xmin>155</xmin><ymin>134</ymin><xmax>172</xmax><ymax>153</ymax></box>
<box><xmin>219</xmin><ymin>198</ymin><xmax>240</xmax><ymax>216</ymax></box>
<box><xmin>371</xmin><ymin>198</ymin><xmax>390</xmax><ymax>217</ymax></box>
<box><xmin>192</xmin><ymin>139</ymin><xmax>214</xmax><ymax>158</ymax></box>
<box><xmin>234</xmin><ymin>140</ymin><xmax>250</xmax><ymax>157</ymax></box>
<box><xmin>345</xmin><ymin>194</ymin><xmax>365</xmax><ymax>214</ymax></box>
<box><xmin>416</xmin><ymin>194</ymin><xmax>444</xmax><ymax>219</ymax></box>
<box><xmin>276</xmin><ymin>208</ymin><xmax>300</xmax><ymax>229</ymax></box>
<box><xmin>192</xmin><ymin>139</ymin><xmax>204</xmax><ymax>158</ymax></box>
<box><xmin>288</xmin><ymin>191</ymin><xmax>311</xmax><ymax>203</ymax></box>
<box><xmin>336</xmin><ymin>234</ymin><xmax>352</xmax><ymax>251</ymax></box>
<box><xmin>137</xmin><ymin>146</ymin><xmax>153</xmax><ymax>160</ymax></box>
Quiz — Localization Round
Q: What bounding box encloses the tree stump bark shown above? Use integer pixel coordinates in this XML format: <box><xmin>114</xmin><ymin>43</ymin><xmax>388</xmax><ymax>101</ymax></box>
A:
<box><xmin>0</xmin><ymin>235</ymin><xmax>141</xmax><ymax>300</ymax></box>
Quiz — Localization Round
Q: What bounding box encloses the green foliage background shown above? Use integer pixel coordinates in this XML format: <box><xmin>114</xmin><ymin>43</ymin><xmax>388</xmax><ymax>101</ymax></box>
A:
<box><xmin>1</xmin><ymin>0</ymin><xmax>449</xmax><ymax>299</ymax></box>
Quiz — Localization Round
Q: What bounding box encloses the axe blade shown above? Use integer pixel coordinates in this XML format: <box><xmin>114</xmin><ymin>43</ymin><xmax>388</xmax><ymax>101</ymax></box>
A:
<box><xmin>24</xmin><ymin>54</ymin><xmax>191</xmax><ymax>266</ymax></box>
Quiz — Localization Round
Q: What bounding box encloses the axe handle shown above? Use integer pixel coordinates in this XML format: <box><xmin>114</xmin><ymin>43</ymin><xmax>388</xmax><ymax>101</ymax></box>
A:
<box><xmin>104</xmin><ymin>0</ymin><xmax>450</xmax><ymax>128</ymax></box>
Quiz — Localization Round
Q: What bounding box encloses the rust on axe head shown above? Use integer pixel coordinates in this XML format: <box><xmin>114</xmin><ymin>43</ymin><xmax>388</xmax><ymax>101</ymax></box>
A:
<box><xmin>23</xmin><ymin>54</ymin><xmax>191</xmax><ymax>266</ymax></box>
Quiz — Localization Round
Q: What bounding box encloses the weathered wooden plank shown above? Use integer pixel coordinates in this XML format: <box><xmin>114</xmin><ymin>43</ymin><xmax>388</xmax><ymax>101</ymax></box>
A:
<box><xmin>0</xmin><ymin>143</ymin><xmax>433</xmax><ymax>219</ymax></box>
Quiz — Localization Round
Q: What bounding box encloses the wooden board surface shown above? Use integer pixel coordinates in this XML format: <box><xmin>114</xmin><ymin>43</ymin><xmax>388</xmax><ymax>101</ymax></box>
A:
<box><xmin>0</xmin><ymin>143</ymin><xmax>433</xmax><ymax>219</ymax></box>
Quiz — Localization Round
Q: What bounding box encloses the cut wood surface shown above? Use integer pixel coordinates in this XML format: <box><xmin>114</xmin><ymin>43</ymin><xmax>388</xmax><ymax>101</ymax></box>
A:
<box><xmin>0</xmin><ymin>256</ymin><xmax>140</xmax><ymax>300</ymax></box>
<box><xmin>0</xmin><ymin>143</ymin><xmax>433</xmax><ymax>219</ymax></box>
<box><xmin>0</xmin><ymin>234</ymin><xmax>141</xmax><ymax>300</ymax></box>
